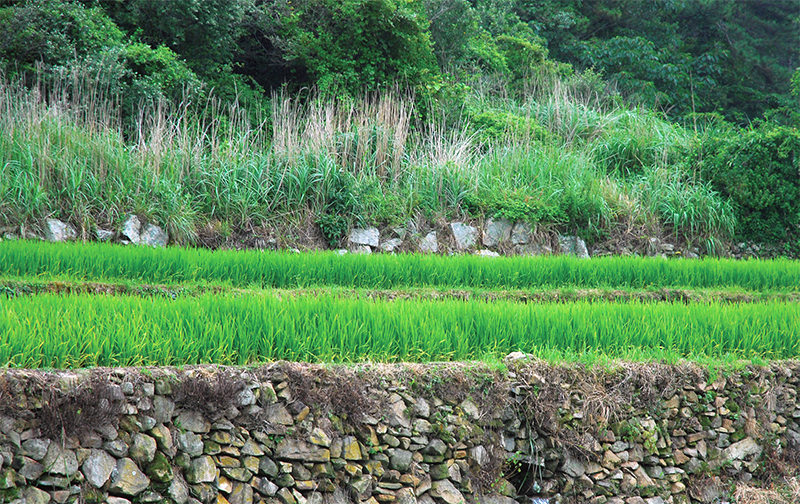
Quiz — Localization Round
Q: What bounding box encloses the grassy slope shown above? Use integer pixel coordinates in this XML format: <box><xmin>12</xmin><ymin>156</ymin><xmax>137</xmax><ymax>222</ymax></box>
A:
<box><xmin>0</xmin><ymin>73</ymin><xmax>734</xmax><ymax>253</ymax></box>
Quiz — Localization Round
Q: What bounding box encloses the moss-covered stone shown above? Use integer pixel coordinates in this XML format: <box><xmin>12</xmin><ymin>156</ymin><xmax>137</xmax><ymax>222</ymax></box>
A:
<box><xmin>146</xmin><ymin>452</ymin><xmax>174</xmax><ymax>483</ymax></box>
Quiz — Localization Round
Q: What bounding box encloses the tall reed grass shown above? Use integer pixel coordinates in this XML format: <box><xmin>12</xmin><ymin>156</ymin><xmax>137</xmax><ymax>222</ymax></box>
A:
<box><xmin>0</xmin><ymin>66</ymin><xmax>735</xmax><ymax>248</ymax></box>
<box><xmin>3</xmin><ymin>241</ymin><xmax>798</xmax><ymax>291</ymax></box>
<box><xmin>1</xmin><ymin>293</ymin><xmax>796</xmax><ymax>368</ymax></box>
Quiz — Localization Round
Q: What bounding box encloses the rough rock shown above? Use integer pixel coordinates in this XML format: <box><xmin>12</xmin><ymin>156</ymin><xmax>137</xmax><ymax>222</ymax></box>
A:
<box><xmin>688</xmin><ymin>476</ymin><xmax>722</xmax><ymax>503</ymax></box>
<box><xmin>25</xmin><ymin>487</ymin><xmax>52</xmax><ymax>504</ymax></box>
<box><xmin>558</xmin><ymin>235</ymin><xmax>589</xmax><ymax>258</ymax></box>
<box><xmin>83</xmin><ymin>449</ymin><xmax>117</xmax><ymax>488</ymax></box>
<box><xmin>418</xmin><ymin>232</ymin><xmax>438</xmax><ymax>253</ymax></box>
<box><xmin>561</xmin><ymin>454</ymin><xmax>586</xmax><ymax>478</ymax></box>
<box><xmin>96</xmin><ymin>228</ymin><xmax>115</xmax><ymax>241</ymax></box>
<box><xmin>724</xmin><ymin>437</ymin><xmax>761</xmax><ymax>461</ymax></box>
<box><xmin>483</xmin><ymin>218</ymin><xmax>512</xmax><ymax>247</ymax></box>
<box><xmin>167</xmin><ymin>476</ymin><xmax>190</xmax><ymax>504</ymax></box>
<box><xmin>380</xmin><ymin>238</ymin><xmax>403</xmax><ymax>253</ymax></box>
<box><xmin>387</xmin><ymin>449</ymin><xmax>413</xmax><ymax>472</ymax></box>
<box><xmin>475</xmin><ymin>249</ymin><xmax>500</xmax><ymax>257</ymax></box>
<box><xmin>450</xmin><ymin>223</ymin><xmax>478</xmax><ymax>250</ymax></box>
<box><xmin>186</xmin><ymin>456</ymin><xmax>216</xmax><ymax>484</ymax></box>
<box><xmin>349</xmin><ymin>228</ymin><xmax>380</xmax><ymax>248</ymax></box>
<box><xmin>511</xmin><ymin>221</ymin><xmax>531</xmax><ymax>244</ymax></box>
<box><xmin>177</xmin><ymin>432</ymin><xmax>204</xmax><ymax>457</ymax></box>
<box><xmin>176</xmin><ymin>410</ymin><xmax>211</xmax><ymax>433</ymax></box>
<box><xmin>130</xmin><ymin>433</ymin><xmax>157</xmax><ymax>465</ymax></box>
<box><xmin>430</xmin><ymin>479</ymin><xmax>465</xmax><ymax>504</ymax></box>
<box><xmin>228</xmin><ymin>481</ymin><xmax>254</xmax><ymax>504</ymax></box>
<box><xmin>21</xmin><ymin>439</ymin><xmax>50</xmax><ymax>461</ymax></box>
<box><xmin>121</xmin><ymin>215</ymin><xmax>142</xmax><ymax>244</ymax></box>
<box><xmin>41</xmin><ymin>443</ymin><xmax>78</xmax><ymax>477</ymax></box>
<box><xmin>109</xmin><ymin>458</ymin><xmax>151</xmax><ymax>496</ymax></box>
<box><xmin>44</xmin><ymin>219</ymin><xmax>77</xmax><ymax>242</ymax></box>
<box><xmin>139</xmin><ymin>223</ymin><xmax>169</xmax><ymax>247</ymax></box>
<box><xmin>309</xmin><ymin>428</ymin><xmax>331</xmax><ymax>447</ymax></box>
<box><xmin>275</xmin><ymin>439</ymin><xmax>331</xmax><ymax>462</ymax></box>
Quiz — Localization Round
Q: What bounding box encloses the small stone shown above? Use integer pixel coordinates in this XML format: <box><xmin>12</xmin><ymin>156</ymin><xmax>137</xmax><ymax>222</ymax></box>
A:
<box><xmin>418</xmin><ymin>232</ymin><xmax>438</xmax><ymax>253</ymax></box>
<box><xmin>430</xmin><ymin>479</ymin><xmax>465</xmax><ymax>504</ymax></box>
<box><xmin>309</xmin><ymin>428</ymin><xmax>331</xmax><ymax>447</ymax></box>
<box><xmin>83</xmin><ymin>449</ymin><xmax>117</xmax><ymax>488</ymax></box>
<box><xmin>130</xmin><ymin>433</ymin><xmax>157</xmax><ymax>465</ymax></box>
<box><xmin>187</xmin><ymin>456</ymin><xmax>216</xmax><ymax>484</ymax></box>
<box><xmin>42</xmin><ymin>443</ymin><xmax>78</xmax><ymax>477</ymax></box>
<box><xmin>107</xmin><ymin>498</ymin><xmax>132</xmax><ymax>504</ymax></box>
<box><xmin>176</xmin><ymin>410</ymin><xmax>211</xmax><ymax>433</ymax></box>
<box><xmin>109</xmin><ymin>458</ymin><xmax>151</xmax><ymax>497</ymax></box>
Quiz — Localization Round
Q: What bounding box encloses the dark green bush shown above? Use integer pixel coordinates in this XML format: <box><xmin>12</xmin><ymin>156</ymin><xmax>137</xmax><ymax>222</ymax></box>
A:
<box><xmin>464</xmin><ymin>189</ymin><xmax>562</xmax><ymax>224</ymax></box>
<box><xmin>697</xmin><ymin>121</ymin><xmax>800</xmax><ymax>244</ymax></box>
<box><xmin>469</xmin><ymin>110</ymin><xmax>549</xmax><ymax>147</ymax></box>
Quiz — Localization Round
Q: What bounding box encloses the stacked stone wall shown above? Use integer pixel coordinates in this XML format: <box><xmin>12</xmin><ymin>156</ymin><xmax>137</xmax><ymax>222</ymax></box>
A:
<box><xmin>0</xmin><ymin>360</ymin><xmax>797</xmax><ymax>504</ymax></box>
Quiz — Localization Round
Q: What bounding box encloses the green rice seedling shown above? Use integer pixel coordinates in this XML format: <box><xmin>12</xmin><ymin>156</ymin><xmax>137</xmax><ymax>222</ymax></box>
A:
<box><xmin>1</xmin><ymin>293</ymin><xmax>798</xmax><ymax>368</ymax></box>
<box><xmin>2</xmin><ymin>240</ymin><xmax>800</xmax><ymax>291</ymax></box>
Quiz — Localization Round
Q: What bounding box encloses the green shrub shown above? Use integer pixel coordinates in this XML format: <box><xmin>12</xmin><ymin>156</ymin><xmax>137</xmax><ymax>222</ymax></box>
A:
<box><xmin>464</xmin><ymin>189</ymin><xmax>561</xmax><ymax>224</ymax></box>
<box><xmin>469</xmin><ymin>110</ymin><xmax>549</xmax><ymax>147</ymax></box>
<box><xmin>697</xmin><ymin>121</ymin><xmax>800</xmax><ymax>244</ymax></box>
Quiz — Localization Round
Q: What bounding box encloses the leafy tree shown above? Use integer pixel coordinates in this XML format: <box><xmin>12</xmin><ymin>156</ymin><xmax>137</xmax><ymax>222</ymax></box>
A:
<box><xmin>277</xmin><ymin>0</ymin><xmax>439</xmax><ymax>95</ymax></box>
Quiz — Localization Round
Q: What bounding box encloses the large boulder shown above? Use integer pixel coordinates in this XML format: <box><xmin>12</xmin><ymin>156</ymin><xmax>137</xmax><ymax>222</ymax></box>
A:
<box><xmin>349</xmin><ymin>228</ymin><xmax>380</xmax><ymax>248</ymax></box>
<box><xmin>139</xmin><ymin>223</ymin><xmax>169</xmax><ymax>247</ymax></box>
<box><xmin>121</xmin><ymin>215</ymin><xmax>168</xmax><ymax>247</ymax></box>
<box><xmin>558</xmin><ymin>235</ymin><xmax>589</xmax><ymax>258</ymax></box>
<box><xmin>44</xmin><ymin>218</ymin><xmax>77</xmax><ymax>242</ymax></box>
<box><xmin>418</xmin><ymin>232</ymin><xmax>438</xmax><ymax>253</ymax></box>
<box><xmin>483</xmin><ymin>218</ymin><xmax>512</xmax><ymax>247</ymax></box>
<box><xmin>450</xmin><ymin>223</ymin><xmax>478</xmax><ymax>250</ymax></box>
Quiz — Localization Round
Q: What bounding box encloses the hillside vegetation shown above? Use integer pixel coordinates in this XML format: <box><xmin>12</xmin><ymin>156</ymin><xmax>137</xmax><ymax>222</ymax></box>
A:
<box><xmin>0</xmin><ymin>0</ymin><xmax>798</xmax><ymax>255</ymax></box>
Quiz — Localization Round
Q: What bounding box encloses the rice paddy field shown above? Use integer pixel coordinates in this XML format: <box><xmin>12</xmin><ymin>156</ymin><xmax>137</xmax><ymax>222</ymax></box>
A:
<box><xmin>1</xmin><ymin>240</ymin><xmax>799</xmax><ymax>369</ymax></box>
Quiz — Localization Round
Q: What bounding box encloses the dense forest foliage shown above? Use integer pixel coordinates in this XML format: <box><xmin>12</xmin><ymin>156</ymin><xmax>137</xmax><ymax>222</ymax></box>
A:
<box><xmin>0</xmin><ymin>0</ymin><xmax>799</xmax><ymax>253</ymax></box>
<box><xmin>2</xmin><ymin>0</ymin><xmax>797</xmax><ymax>120</ymax></box>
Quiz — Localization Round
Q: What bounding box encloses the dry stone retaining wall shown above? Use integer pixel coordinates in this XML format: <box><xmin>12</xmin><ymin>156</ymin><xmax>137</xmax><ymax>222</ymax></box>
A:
<box><xmin>0</xmin><ymin>359</ymin><xmax>797</xmax><ymax>504</ymax></box>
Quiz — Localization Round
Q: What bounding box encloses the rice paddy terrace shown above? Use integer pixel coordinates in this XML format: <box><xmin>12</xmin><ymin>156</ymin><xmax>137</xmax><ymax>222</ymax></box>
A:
<box><xmin>2</xmin><ymin>240</ymin><xmax>799</xmax><ymax>369</ymax></box>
